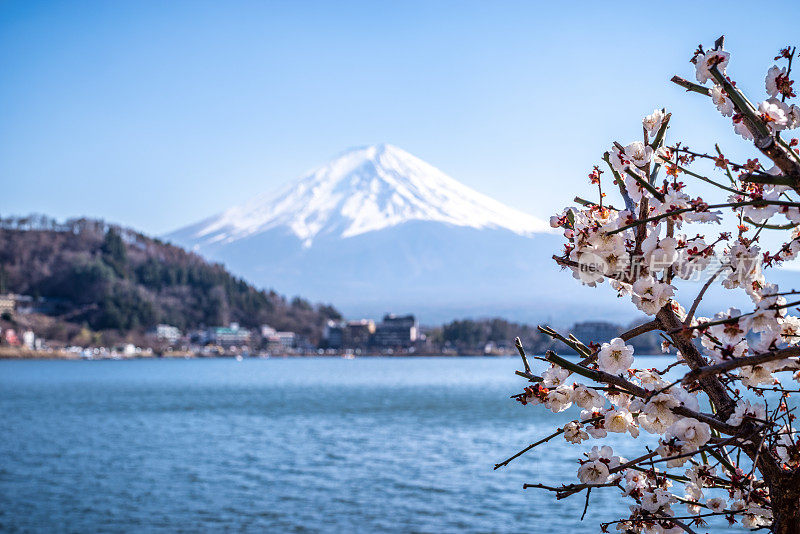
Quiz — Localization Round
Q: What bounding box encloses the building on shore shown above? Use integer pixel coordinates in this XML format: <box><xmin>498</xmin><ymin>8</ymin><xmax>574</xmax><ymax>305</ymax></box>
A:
<box><xmin>261</xmin><ymin>324</ymin><xmax>277</xmax><ymax>338</ymax></box>
<box><xmin>21</xmin><ymin>330</ymin><xmax>35</xmax><ymax>350</ymax></box>
<box><xmin>323</xmin><ymin>321</ymin><xmax>343</xmax><ymax>349</ymax></box>
<box><xmin>324</xmin><ymin>315</ymin><xmax>417</xmax><ymax>351</ymax></box>
<box><xmin>0</xmin><ymin>294</ymin><xmax>30</xmax><ymax>316</ymax></box>
<box><xmin>203</xmin><ymin>323</ymin><xmax>251</xmax><ymax>347</ymax></box>
<box><xmin>371</xmin><ymin>314</ymin><xmax>417</xmax><ymax>349</ymax></box>
<box><xmin>270</xmin><ymin>331</ymin><xmax>296</xmax><ymax>351</ymax></box>
<box><xmin>148</xmin><ymin>324</ymin><xmax>182</xmax><ymax>345</ymax></box>
<box><xmin>346</xmin><ymin>319</ymin><xmax>375</xmax><ymax>349</ymax></box>
<box><xmin>260</xmin><ymin>324</ymin><xmax>297</xmax><ymax>352</ymax></box>
<box><xmin>324</xmin><ymin>319</ymin><xmax>376</xmax><ymax>350</ymax></box>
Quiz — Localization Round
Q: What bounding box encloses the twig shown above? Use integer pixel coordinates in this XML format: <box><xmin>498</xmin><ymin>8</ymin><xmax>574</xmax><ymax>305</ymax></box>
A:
<box><xmin>514</xmin><ymin>337</ymin><xmax>532</xmax><ymax>374</ymax></box>
<box><xmin>670</xmin><ymin>75</ymin><xmax>711</xmax><ymax>96</ymax></box>
<box><xmin>494</xmin><ymin>415</ymin><xmax>603</xmax><ymax>470</ymax></box>
<box><xmin>580</xmin><ymin>487</ymin><xmax>591</xmax><ymax>521</ymax></box>
<box><xmin>684</xmin><ymin>266</ymin><xmax>727</xmax><ymax>326</ymax></box>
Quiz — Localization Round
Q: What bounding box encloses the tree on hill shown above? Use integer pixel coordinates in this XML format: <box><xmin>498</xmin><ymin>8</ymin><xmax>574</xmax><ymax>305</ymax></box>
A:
<box><xmin>0</xmin><ymin>217</ymin><xmax>341</xmax><ymax>344</ymax></box>
<box><xmin>101</xmin><ymin>228</ymin><xmax>128</xmax><ymax>277</ymax></box>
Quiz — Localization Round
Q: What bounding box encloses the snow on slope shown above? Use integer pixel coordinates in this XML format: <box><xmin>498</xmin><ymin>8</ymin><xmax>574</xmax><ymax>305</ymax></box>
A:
<box><xmin>183</xmin><ymin>144</ymin><xmax>550</xmax><ymax>248</ymax></box>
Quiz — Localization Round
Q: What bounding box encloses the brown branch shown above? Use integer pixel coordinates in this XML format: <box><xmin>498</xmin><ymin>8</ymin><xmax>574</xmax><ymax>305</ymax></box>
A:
<box><xmin>741</xmin><ymin>172</ymin><xmax>796</xmax><ymax>187</ymax></box>
<box><xmin>683</xmin><ymin>346</ymin><xmax>800</xmax><ymax>384</ymax></box>
<box><xmin>544</xmin><ymin>350</ymin><xmax>739</xmax><ymax>434</ymax></box>
<box><xmin>656</xmin><ymin>305</ymin><xmax>736</xmax><ymax>419</ymax></box>
<box><xmin>539</xmin><ymin>325</ymin><xmax>592</xmax><ymax>358</ymax></box>
<box><xmin>620</xmin><ymin>320</ymin><xmax>660</xmax><ymax>342</ymax></box>
<box><xmin>514</xmin><ymin>337</ymin><xmax>532</xmax><ymax>374</ymax></box>
<box><xmin>670</xmin><ymin>75</ymin><xmax>711</xmax><ymax>96</ymax></box>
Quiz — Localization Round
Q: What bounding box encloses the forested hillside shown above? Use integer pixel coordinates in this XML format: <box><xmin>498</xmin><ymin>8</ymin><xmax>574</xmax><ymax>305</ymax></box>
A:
<box><xmin>0</xmin><ymin>216</ymin><xmax>341</xmax><ymax>343</ymax></box>
<box><xmin>427</xmin><ymin>317</ymin><xmax>662</xmax><ymax>355</ymax></box>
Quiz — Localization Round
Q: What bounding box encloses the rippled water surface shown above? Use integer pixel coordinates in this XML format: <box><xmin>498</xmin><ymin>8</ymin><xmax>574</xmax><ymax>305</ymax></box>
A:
<box><xmin>0</xmin><ymin>357</ymin><xmax>736</xmax><ymax>533</ymax></box>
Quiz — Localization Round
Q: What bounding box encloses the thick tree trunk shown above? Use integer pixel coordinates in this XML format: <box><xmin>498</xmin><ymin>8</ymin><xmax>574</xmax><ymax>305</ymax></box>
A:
<box><xmin>770</xmin><ymin>477</ymin><xmax>800</xmax><ymax>534</ymax></box>
<box><xmin>655</xmin><ymin>307</ymin><xmax>735</xmax><ymax>418</ymax></box>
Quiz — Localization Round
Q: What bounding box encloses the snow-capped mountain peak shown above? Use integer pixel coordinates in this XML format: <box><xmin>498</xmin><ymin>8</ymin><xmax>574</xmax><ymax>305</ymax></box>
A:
<box><xmin>179</xmin><ymin>143</ymin><xmax>550</xmax><ymax>248</ymax></box>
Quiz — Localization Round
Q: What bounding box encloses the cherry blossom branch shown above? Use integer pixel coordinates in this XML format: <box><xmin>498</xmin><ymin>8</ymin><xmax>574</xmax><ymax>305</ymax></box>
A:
<box><xmin>502</xmin><ymin>39</ymin><xmax>800</xmax><ymax>532</ymax></box>
<box><xmin>743</xmin><ymin>216</ymin><xmax>797</xmax><ymax>230</ymax></box>
<box><xmin>672</xmin><ymin>163</ymin><xmax>744</xmax><ymax>195</ymax></box>
<box><xmin>669</xmin><ymin>145</ymin><xmax>772</xmax><ymax>177</ymax></box>
<box><xmin>580</xmin><ymin>487</ymin><xmax>592</xmax><ymax>521</ymax></box>
<box><xmin>682</xmin><ymin>346</ymin><xmax>800</xmax><ymax>384</ymax></box>
<box><xmin>573</xmin><ymin>196</ymin><xmax>619</xmax><ymax>211</ymax></box>
<box><xmin>672</xmin><ymin>299</ymin><xmax>800</xmax><ymax>334</ymax></box>
<box><xmin>649</xmin><ymin>112</ymin><xmax>672</xmax><ymax>151</ymax></box>
<box><xmin>607</xmin><ymin>199</ymin><xmax>800</xmax><ymax>235</ymax></box>
<box><xmin>538</xmin><ymin>325</ymin><xmax>592</xmax><ymax>358</ymax></box>
<box><xmin>650</xmin><ymin>424</ymin><xmax>768</xmax><ymax>465</ymax></box>
<box><xmin>522</xmin><ymin>481</ymin><xmax>620</xmax><ymax>497</ymax></box>
<box><xmin>741</xmin><ymin>172</ymin><xmax>796</xmax><ymax>187</ymax></box>
<box><xmin>674</xmin><ymin>63</ymin><xmax>800</xmax><ymax>191</ymax></box>
<box><xmin>708</xmin><ymin>66</ymin><xmax>770</xmax><ymax>140</ymax></box>
<box><xmin>544</xmin><ymin>351</ymin><xmax>739</xmax><ymax>434</ymax></box>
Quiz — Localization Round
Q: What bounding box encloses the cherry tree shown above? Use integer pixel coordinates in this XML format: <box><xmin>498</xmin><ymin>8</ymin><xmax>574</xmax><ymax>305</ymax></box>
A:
<box><xmin>498</xmin><ymin>37</ymin><xmax>800</xmax><ymax>534</ymax></box>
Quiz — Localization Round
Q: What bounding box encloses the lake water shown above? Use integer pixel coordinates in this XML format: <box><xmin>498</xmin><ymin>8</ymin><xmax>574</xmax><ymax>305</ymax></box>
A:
<box><xmin>0</xmin><ymin>357</ymin><xmax>738</xmax><ymax>533</ymax></box>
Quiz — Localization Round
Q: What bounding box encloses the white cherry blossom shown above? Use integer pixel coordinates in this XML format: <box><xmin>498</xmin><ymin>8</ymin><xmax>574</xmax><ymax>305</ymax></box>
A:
<box><xmin>695</xmin><ymin>49</ymin><xmax>730</xmax><ymax>83</ymax></box>
<box><xmin>706</xmin><ymin>497</ymin><xmax>726</xmax><ymax>513</ymax></box>
<box><xmin>667</xmin><ymin>418</ymin><xmax>711</xmax><ymax>450</ymax></box>
<box><xmin>573</xmin><ymin>385</ymin><xmax>605</xmax><ymax>411</ymax></box>
<box><xmin>643</xmin><ymin>109</ymin><xmax>664</xmax><ymax>136</ymax></box>
<box><xmin>577</xmin><ymin>459</ymin><xmax>610</xmax><ymax>484</ymax></box>
<box><xmin>542</xmin><ymin>365</ymin><xmax>570</xmax><ymax>388</ymax></box>
<box><xmin>597</xmin><ymin>338</ymin><xmax>634</xmax><ymax>375</ymax></box>
<box><xmin>624</xmin><ymin>141</ymin><xmax>653</xmax><ymax>168</ymax></box>
<box><xmin>564</xmin><ymin>421</ymin><xmax>589</xmax><ymax>444</ymax></box>
<box><xmin>711</xmin><ymin>85</ymin><xmax>734</xmax><ymax>116</ymax></box>
<box><xmin>545</xmin><ymin>385</ymin><xmax>573</xmax><ymax>413</ymax></box>
<box><xmin>766</xmin><ymin>65</ymin><xmax>787</xmax><ymax>97</ymax></box>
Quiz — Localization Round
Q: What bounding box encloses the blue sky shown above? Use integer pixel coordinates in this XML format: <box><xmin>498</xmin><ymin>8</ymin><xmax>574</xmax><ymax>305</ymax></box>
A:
<box><xmin>2</xmin><ymin>1</ymin><xmax>800</xmax><ymax>235</ymax></box>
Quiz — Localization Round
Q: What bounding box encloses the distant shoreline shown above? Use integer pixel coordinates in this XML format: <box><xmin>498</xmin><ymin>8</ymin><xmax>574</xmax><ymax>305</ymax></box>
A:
<box><xmin>0</xmin><ymin>347</ymin><xmax>671</xmax><ymax>361</ymax></box>
<box><xmin>0</xmin><ymin>347</ymin><xmax>509</xmax><ymax>360</ymax></box>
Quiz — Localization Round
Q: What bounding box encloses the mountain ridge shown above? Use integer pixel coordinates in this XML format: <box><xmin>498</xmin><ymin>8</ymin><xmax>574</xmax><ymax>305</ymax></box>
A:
<box><xmin>165</xmin><ymin>144</ymin><xmax>800</xmax><ymax>323</ymax></box>
<box><xmin>169</xmin><ymin>144</ymin><xmax>552</xmax><ymax>249</ymax></box>
<box><xmin>164</xmin><ymin>144</ymin><xmax>600</xmax><ymax>323</ymax></box>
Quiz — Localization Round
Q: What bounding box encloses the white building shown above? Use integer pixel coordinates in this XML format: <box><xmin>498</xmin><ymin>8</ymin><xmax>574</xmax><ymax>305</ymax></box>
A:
<box><xmin>22</xmin><ymin>330</ymin><xmax>35</xmax><ymax>350</ymax></box>
<box><xmin>151</xmin><ymin>324</ymin><xmax>182</xmax><ymax>344</ymax></box>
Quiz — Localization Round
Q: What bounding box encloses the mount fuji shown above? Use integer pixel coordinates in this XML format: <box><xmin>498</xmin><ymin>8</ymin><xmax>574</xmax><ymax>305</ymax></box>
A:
<box><xmin>165</xmin><ymin>144</ymin><xmax>633</xmax><ymax>323</ymax></box>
